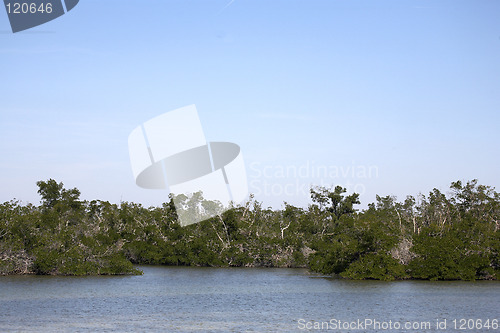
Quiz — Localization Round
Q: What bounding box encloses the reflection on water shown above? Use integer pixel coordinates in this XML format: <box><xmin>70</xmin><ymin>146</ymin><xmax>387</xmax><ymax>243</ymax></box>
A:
<box><xmin>0</xmin><ymin>266</ymin><xmax>499</xmax><ymax>332</ymax></box>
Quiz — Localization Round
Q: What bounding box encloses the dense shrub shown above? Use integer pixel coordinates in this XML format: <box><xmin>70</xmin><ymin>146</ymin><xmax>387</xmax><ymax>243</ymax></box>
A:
<box><xmin>0</xmin><ymin>179</ymin><xmax>498</xmax><ymax>280</ymax></box>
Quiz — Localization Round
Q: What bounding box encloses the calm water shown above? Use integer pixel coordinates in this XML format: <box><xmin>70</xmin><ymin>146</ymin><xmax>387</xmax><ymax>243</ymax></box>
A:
<box><xmin>0</xmin><ymin>266</ymin><xmax>499</xmax><ymax>332</ymax></box>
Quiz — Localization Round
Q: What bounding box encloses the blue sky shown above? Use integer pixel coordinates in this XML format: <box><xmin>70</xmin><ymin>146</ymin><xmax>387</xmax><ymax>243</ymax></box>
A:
<box><xmin>1</xmin><ymin>0</ymin><xmax>499</xmax><ymax>209</ymax></box>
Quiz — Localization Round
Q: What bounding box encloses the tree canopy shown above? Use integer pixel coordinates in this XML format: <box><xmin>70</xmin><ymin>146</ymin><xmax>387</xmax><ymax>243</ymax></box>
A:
<box><xmin>0</xmin><ymin>179</ymin><xmax>498</xmax><ymax>280</ymax></box>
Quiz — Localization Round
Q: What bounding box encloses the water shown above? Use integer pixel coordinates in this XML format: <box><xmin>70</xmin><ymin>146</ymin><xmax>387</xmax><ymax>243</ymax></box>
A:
<box><xmin>0</xmin><ymin>266</ymin><xmax>499</xmax><ymax>332</ymax></box>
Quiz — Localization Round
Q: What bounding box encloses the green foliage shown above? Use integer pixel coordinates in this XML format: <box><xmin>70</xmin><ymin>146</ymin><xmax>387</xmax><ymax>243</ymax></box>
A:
<box><xmin>0</xmin><ymin>179</ymin><xmax>498</xmax><ymax>280</ymax></box>
<box><xmin>310</xmin><ymin>185</ymin><xmax>360</xmax><ymax>221</ymax></box>
<box><xmin>32</xmin><ymin>248</ymin><xmax>59</xmax><ymax>275</ymax></box>
<box><xmin>409</xmin><ymin>223</ymin><xmax>492</xmax><ymax>281</ymax></box>
<box><xmin>342</xmin><ymin>253</ymin><xmax>407</xmax><ymax>281</ymax></box>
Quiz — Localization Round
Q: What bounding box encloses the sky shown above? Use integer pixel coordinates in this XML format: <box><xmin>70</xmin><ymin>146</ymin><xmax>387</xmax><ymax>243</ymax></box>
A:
<box><xmin>1</xmin><ymin>0</ymin><xmax>499</xmax><ymax>210</ymax></box>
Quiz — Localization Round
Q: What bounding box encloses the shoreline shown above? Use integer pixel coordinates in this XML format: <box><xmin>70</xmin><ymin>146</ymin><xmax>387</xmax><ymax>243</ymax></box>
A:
<box><xmin>1</xmin><ymin>264</ymin><xmax>499</xmax><ymax>282</ymax></box>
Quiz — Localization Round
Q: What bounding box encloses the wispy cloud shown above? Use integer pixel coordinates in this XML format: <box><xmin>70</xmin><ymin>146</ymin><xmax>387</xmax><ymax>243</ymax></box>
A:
<box><xmin>217</xmin><ymin>0</ymin><xmax>236</xmax><ymax>15</ymax></box>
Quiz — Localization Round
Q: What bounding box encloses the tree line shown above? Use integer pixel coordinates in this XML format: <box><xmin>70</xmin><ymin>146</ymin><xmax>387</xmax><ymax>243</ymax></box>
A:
<box><xmin>0</xmin><ymin>179</ymin><xmax>498</xmax><ymax>280</ymax></box>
